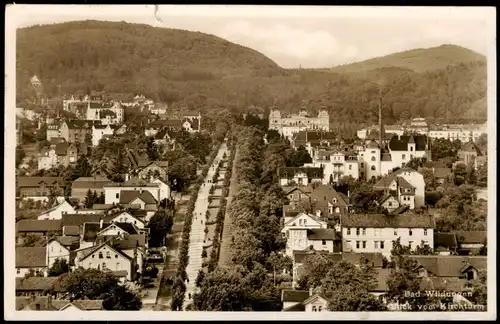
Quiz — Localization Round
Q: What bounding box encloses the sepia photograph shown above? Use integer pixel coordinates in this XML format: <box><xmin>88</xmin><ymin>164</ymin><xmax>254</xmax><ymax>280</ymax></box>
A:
<box><xmin>4</xmin><ymin>4</ymin><xmax>496</xmax><ymax>320</ymax></box>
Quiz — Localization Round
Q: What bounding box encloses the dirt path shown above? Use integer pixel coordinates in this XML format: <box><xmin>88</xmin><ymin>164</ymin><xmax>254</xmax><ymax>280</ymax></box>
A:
<box><xmin>218</xmin><ymin>147</ymin><xmax>239</xmax><ymax>267</ymax></box>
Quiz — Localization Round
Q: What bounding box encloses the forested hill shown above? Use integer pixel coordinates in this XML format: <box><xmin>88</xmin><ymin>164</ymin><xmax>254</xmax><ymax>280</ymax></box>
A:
<box><xmin>321</xmin><ymin>44</ymin><xmax>486</xmax><ymax>74</ymax></box>
<box><xmin>17</xmin><ymin>21</ymin><xmax>487</xmax><ymax>135</ymax></box>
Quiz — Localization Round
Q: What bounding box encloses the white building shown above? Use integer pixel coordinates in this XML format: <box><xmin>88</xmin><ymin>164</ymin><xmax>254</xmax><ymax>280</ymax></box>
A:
<box><xmin>45</xmin><ymin>237</ymin><xmax>78</xmax><ymax>268</ymax></box>
<box><xmin>342</xmin><ymin>213</ymin><xmax>434</xmax><ymax>257</ymax></box>
<box><xmin>278</xmin><ymin>167</ymin><xmax>324</xmax><ymax>187</ymax></box>
<box><xmin>152</xmin><ymin>178</ymin><xmax>171</xmax><ymax>201</ymax></box>
<box><xmin>92</xmin><ymin>124</ymin><xmax>117</xmax><ymax>146</ymax></box>
<box><xmin>373</xmin><ymin>168</ymin><xmax>425</xmax><ymax>211</ymax></box>
<box><xmin>304</xmin><ymin>150</ymin><xmax>360</xmax><ymax>184</ymax></box>
<box><xmin>269</xmin><ymin>109</ymin><xmax>329</xmax><ymax>139</ymax></box>
<box><xmin>38</xmin><ymin>200</ymin><xmax>76</xmax><ymax>220</ymax></box>
<box><xmin>37</xmin><ymin>147</ymin><xmax>58</xmax><ymax>170</ymax></box>
<box><xmin>86</xmin><ymin>102</ymin><xmax>124</xmax><ymax>125</ymax></box>
<box><xmin>103</xmin><ymin>181</ymin><xmax>160</xmax><ymax>205</ymax></box>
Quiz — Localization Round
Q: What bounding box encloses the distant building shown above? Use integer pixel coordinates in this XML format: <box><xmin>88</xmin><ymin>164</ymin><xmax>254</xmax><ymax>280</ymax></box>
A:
<box><xmin>373</xmin><ymin>167</ymin><xmax>425</xmax><ymax>210</ymax></box>
<box><xmin>269</xmin><ymin>109</ymin><xmax>329</xmax><ymax>139</ymax></box>
<box><xmin>60</xmin><ymin>120</ymin><xmax>94</xmax><ymax>144</ymax></box>
<box><xmin>37</xmin><ymin>200</ymin><xmax>76</xmax><ymax>220</ymax></box>
<box><xmin>71</xmin><ymin>176</ymin><xmax>113</xmax><ymax>202</ymax></box>
<box><xmin>15</xmin><ymin>247</ymin><xmax>47</xmax><ymax>278</ymax></box>
<box><xmin>457</xmin><ymin>141</ymin><xmax>483</xmax><ymax>167</ymax></box>
<box><xmin>16</xmin><ymin>177</ymin><xmax>65</xmax><ymax>201</ymax></box>
<box><xmin>86</xmin><ymin>102</ymin><xmax>124</xmax><ymax>125</ymax></box>
<box><xmin>46</xmin><ymin>123</ymin><xmax>60</xmax><ymax>141</ymax></box>
<box><xmin>278</xmin><ymin>167</ymin><xmax>324</xmax><ymax>187</ymax></box>
<box><xmin>92</xmin><ymin>123</ymin><xmax>119</xmax><ymax>146</ymax></box>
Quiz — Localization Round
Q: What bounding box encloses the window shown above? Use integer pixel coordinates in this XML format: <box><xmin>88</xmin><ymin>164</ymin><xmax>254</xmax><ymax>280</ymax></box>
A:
<box><xmin>394</xmin><ymin>229</ymin><xmax>397</xmax><ymax>236</ymax></box>
<box><xmin>312</xmin><ymin>306</ymin><xmax>317</xmax><ymax>312</ymax></box>
<box><xmin>362</xmin><ymin>228</ymin><xmax>366</xmax><ymax>235</ymax></box>
<box><xmin>380</xmin><ymin>241</ymin><xmax>385</xmax><ymax>249</ymax></box>
<box><xmin>17</xmin><ymin>269</ymin><xmax>20</xmax><ymax>274</ymax></box>
<box><xmin>299</xmin><ymin>219</ymin><xmax>303</xmax><ymax>225</ymax></box>
<box><xmin>99</xmin><ymin>252</ymin><xmax>103</xmax><ymax>259</ymax></box>
<box><xmin>362</xmin><ymin>241</ymin><xmax>367</xmax><ymax>249</ymax></box>
<box><xmin>409</xmin><ymin>229</ymin><xmax>413</xmax><ymax>236</ymax></box>
<box><xmin>116</xmin><ymin>193</ymin><xmax>119</xmax><ymax>199</ymax></box>
<box><xmin>408</xmin><ymin>241</ymin><xmax>413</xmax><ymax>249</ymax></box>
<box><xmin>116</xmin><ymin>262</ymin><xmax>121</xmax><ymax>270</ymax></box>
<box><xmin>410</xmin><ymin>147</ymin><xmax>414</xmax><ymax>151</ymax></box>
<box><xmin>51</xmin><ymin>246</ymin><xmax>53</xmax><ymax>252</ymax></box>
<box><xmin>92</xmin><ymin>254</ymin><xmax>95</xmax><ymax>259</ymax></box>
<box><xmin>304</xmin><ymin>219</ymin><xmax>307</xmax><ymax>225</ymax></box>
<box><xmin>402</xmin><ymin>154</ymin><xmax>406</xmax><ymax>160</ymax></box>
<box><xmin>371</xmin><ymin>156</ymin><xmax>376</xmax><ymax>161</ymax></box>
<box><xmin>374</xmin><ymin>241</ymin><xmax>379</xmax><ymax>249</ymax></box>
<box><xmin>371</xmin><ymin>165</ymin><xmax>376</xmax><ymax>171</ymax></box>
<box><xmin>318</xmin><ymin>306</ymin><xmax>323</xmax><ymax>312</ymax></box>
<box><xmin>371</xmin><ymin>151</ymin><xmax>376</xmax><ymax>154</ymax></box>
<box><xmin>388</xmin><ymin>202</ymin><xmax>392</xmax><ymax>207</ymax></box>
<box><xmin>356</xmin><ymin>241</ymin><xmax>360</xmax><ymax>249</ymax></box>
<box><xmin>424</xmin><ymin>229</ymin><xmax>428</xmax><ymax>236</ymax></box>
<box><xmin>347</xmin><ymin>228</ymin><xmax>351</xmax><ymax>235</ymax></box>
<box><xmin>356</xmin><ymin>228</ymin><xmax>360</xmax><ymax>236</ymax></box>
<box><xmin>106</xmin><ymin>252</ymin><xmax>111</xmax><ymax>259</ymax></box>
<box><xmin>102</xmin><ymin>262</ymin><xmax>106</xmax><ymax>269</ymax></box>
<box><xmin>322</xmin><ymin>240</ymin><xmax>326</xmax><ymax>246</ymax></box>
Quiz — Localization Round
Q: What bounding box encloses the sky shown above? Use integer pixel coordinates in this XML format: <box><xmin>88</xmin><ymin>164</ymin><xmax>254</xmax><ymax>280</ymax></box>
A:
<box><xmin>9</xmin><ymin>5</ymin><xmax>495</xmax><ymax>69</ymax></box>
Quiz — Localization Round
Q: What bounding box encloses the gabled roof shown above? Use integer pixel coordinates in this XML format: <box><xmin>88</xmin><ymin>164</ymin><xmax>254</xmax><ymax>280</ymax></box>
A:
<box><xmin>79</xmin><ymin>240</ymin><xmax>132</xmax><ymax>262</ymax></box>
<box><xmin>454</xmin><ymin>231</ymin><xmax>487</xmax><ymax>244</ymax></box>
<box><xmin>39</xmin><ymin>199</ymin><xmax>73</xmax><ymax>216</ymax></box>
<box><xmin>83</xmin><ymin>222</ymin><xmax>109</xmax><ymax>242</ymax></box>
<box><xmin>17</xmin><ymin>177</ymin><xmax>64</xmax><ymax>188</ymax></box>
<box><xmin>302</xmin><ymin>294</ymin><xmax>329</xmax><ymax>306</ymax></box>
<box><xmin>16</xmin><ymin>277</ymin><xmax>62</xmax><ymax>292</ymax></box>
<box><xmin>342</xmin><ymin>252</ymin><xmax>384</xmax><ymax>268</ymax></box>
<box><xmin>388</xmin><ymin>135</ymin><xmax>427</xmax><ymax>151</ymax></box>
<box><xmin>283</xmin><ymin>303</ymin><xmax>306</xmax><ymax>311</ymax></box>
<box><xmin>61</xmin><ymin>214</ymin><xmax>102</xmax><ymax>227</ymax></box>
<box><xmin>62</xmin><ymin>225</ymin><xmax>81</xmax><ymax>236</ymax></box>
<box><xmin>293</xmin><ymin>250</ymin><xmax>340</xmax><ymax>264</ymax></box>
<box><xmin>460</xmin><ymin>141</ymin><xmax>483</xmax><ymax>156</ymax></box>
<box><xmin>392</xmin><ymin>167</ymin><xmax>419</xmax><ymax>176</ymax></box>
<box><xmin>16</xmin><ymin>247</ymin><xmax>47</xmax><ymax>268</ymax></box>
<box><xmin>65</xmin><ymin>120</ymin><xmax>94</xmax><ymax>129</ymax></box>
<box><xmin>48</xmin><ymin>236</ymin><xmax>80</xmax><ymax>249</ymax></box>
<box><xmin>409</xmin><ymin>255</ymin><xmax>487</xmax><ymax>277</ymax></box>
<box><xmin>60</xmin><ymin>300</ymin><xmax>104</xmax><ymax>311</ymax></box>
<box><xmin>310</xmin><ymin>185</ymin><xmax>349</xmax><ymax>206</ymax></box>
<box><xmin>281</xmin><ymin>289</ymin><xmax>310</xmax><ymax>303</ymax></box>
<box><xmin>342</xmin><ymin>213</ymin><xmax>434</xmax><ymax>229</ymax></box>
<box><xmin>389</xmin><ymin>205</ymin><xmax>410</xmax><ymax>215</ymax></box>
<box><xmin>55</xmin><ymin>143</ymin><xmax>69</xmax><ymax>156</ymax></box>
<box><xmin>378</xmin><ymin>192</ymin><xmax>398</xmax><ymax>205</ymax></box>
<box><xmin>366</xmin><ymin>140</ymin><xmax>380</xmax><ymax>149</ymax></box>
<box><xmin>16</xmin><ymin>219</ymin><xmax>62</xmax><ymax>233</ymax></box>
<box><xmin>72</xmin><ymin>176</ymin><xmax>112</xmax><ymax>189</ymax></box>
<box><xmin>284</xmin><ymin>212</ymin><xmax>324</xmax><ymax>227</ymax></box>
<box><xmin>434</xmin><ymin>232</ymin><xmax>458</xmax><ymax>249</ymax></box>
<box><xmin>419</xmin><ymin>277</ymin><xmax>469</xmax><ymax>292</ymax></box>
<box><xmin>278</xmin><ymin>167</ymin><xmax>323</xmax><ymax>179</ymax></box>
<box><xmin>285</xmin><ymin>186</ymin><xmax>314</xmax><ymax>195</ymax></box>
<box><xmin>112</xmin><ymin>234</ymin><xmax>147</xmax><ymax>249</ymax></box>
<box><xmin>119</xmin><ymin>190</ymin><xmax>157</xmax><ymax>204</ymax></box>
<box><xmin>433</xmin><ymin>167</ymin><xmax>452</xmax><ymax>179</ymax></box>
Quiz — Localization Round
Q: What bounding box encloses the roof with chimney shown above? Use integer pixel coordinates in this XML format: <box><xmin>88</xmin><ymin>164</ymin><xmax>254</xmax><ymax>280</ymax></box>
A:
<box><xmin>342</xmin><ymin>213</ymin><xmax>434</xmax><ymax>229</ymax></box>
<box><xmin>278</xmin><ymin>167</ymin><xmax>324</xmax><ymax>179</ymax></box>
<box><xmin>119</xmin><ymin>190</ymin><xmax>157</xmax><ymax>205</ymax></box>
<box><xmin>16</xmin><ymin>247</ymin><xmax>47</xmax><ymax>268</ymax></box>
<box><xmin>72</xmin><ymin>176</ymin><xmax>113</xmax><ymax>189</ymax></box>
<box><xmin>61</xmin><ymin>214</ymin><xmax>102</xmax><ymax>227</ymax></box>
<box><xmin>17</xmin><ymin>177</ymin><xmax>64</xmax><ymax>188</ymax></box>
<box><xmin>388</xmin><ymin>135</ymin><xmax>427</xmax><ymax>151</ymax></box>
<box><xmin>409</xmin><ymin>255</ymin><xmax>486</xmax><ymax>277</ymax></box>
<box><xmin>64</xmin><ymin>120</ymin><xmax>94</xmax><ymax>129</ymax></box>
<box><xmin>310</xmin><ymin>185</ymin><xmax>349</xmax><ymax>206</ymax></box>
<box><xmin>79</xmin><ymin>239</ymin><xmax>133</xmax><ymax>262</ymax></box>
<box><xmin>281</xmin><ymin>289</ymin><xmax>310</xmax><ymax>303</ymax></box>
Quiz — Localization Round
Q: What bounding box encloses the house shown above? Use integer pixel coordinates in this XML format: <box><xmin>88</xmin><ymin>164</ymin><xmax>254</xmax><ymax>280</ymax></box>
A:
<box><xmin>309</xmin><ymin>185</ymin><xmax>350</xmax><ymax>217</ymax></box>
<box><xmin>16</xmin><ymin>177</ymin><xmax>65</xmax><ymax>201</ymax></box>
<box><xmin>182</xmin><ymin>118</ymin><xmax>200</xmax><ymax>133</ymax></box>
<box><xmin>283</xmin><ymin>212</ymin><xmax>341</xmax><ymax>259</ymax></box>
<box><xmin>432</xmin><ymin>167</ymin><xmax>452</xmax><ymax>185</ymax></box>
<box><xmin>152</xmin><ymin>178</ymin><xmax>171</xmax><ymax>201</ymax></box>
<box><xmin>137</xmin><ymin>161</ymin><xmax>169</xmax><ymax>181</ymax></box>
<box><xmin>92</xmin><ymin>123</ymin><xmax>118</xmax><ymax>146</ymax></box>
<box><xmin>97</xmin><ymin>221</ymin><xmax>139</xmax><ymax>239</ymax></box>
<box><xmin>46</xmin><ymin>123</ymin><xmax>60</xmax><ymax>141</ymax></box>
<box><xmin>16</xmin><ymin>247</ymin><xmax>47</xmax><ymax>277</ymax></box>
<box><xmin>37</xmin><ymin>199</ymin><xmax>76</xmax><ymax>220</ymax></box>
<box><xmin>45</xmin><ymin>236</ymin><xmax>80</xmax><ymax>268</ymax></box>
<box><xmin>341</xmin><ymin>213</ymin><xmax>434</xmax><ymax>257</ymax></box>
<box><xmin>291</xmin><ymin>131</ymin><xmax>337</xmax><ymax>152</ymax></box>
<box><xmin>74</xmin><ymin>239</ymin><xmax>137</xmax><ymax>281</ymax></box>
<box><xmin>304</xmin><ymin>150</ymin><xmax>360</xmax><ymax>184</ymax></box>
<box><xmin>61</xmin><ymin>213</ymin><xmax>103</xmax><ymax>229</ymax></box>
<box><xmin>434</xmin><ymin>232</ymin><xmax>458</xmax><ymax>255</ymax></box>
<box><xmin>37</xmin><ymin>147</ymin><xmax>58</xmax><ymax>170</ymax></box>
<box><xmin>59</xmin><ymin>120</ymin><xmax>94</xmax><ymax>144</ymax></box>
<box><xmin>342</xmin><ymin>252</ymin><xmax>385</xmax><ymax>268</ymax></box>
<box><xmin>281</xmin><ymin>288</ymin><xmax>329</xmax><ymax>312</ymax></box>
<box><xmin>374</xmin><ymin>175</ymin><xmax>416</xmax><ymax>211</ymax></box>
<box><xmin>126</xmin><ymin>149</ymin><xmax>150</xmax><ymax>172</ymax></box>
<box><xmin>374</xmin><ymin>167</ymin><xmax>425</xmax><ymax>209</ymax></box>
<box><xmin>71</xmin><ymin>176</ymin><xmax>113</xmax><ymax>202</ymax></box>
<box><xmin>119</xmin><ymin>190</ymin><xmax>157</xmax><ymax>210</ymax></box>
<box><xmin>457</xmin><ymin>141</ymin><xmax>483</xmax><ymax>167</ymax></box>
<box><xmin>144</xmin><ymin>121</ymin><xmax>164</xmax><ymax>137</ymax></box>
<box><xmin>16</xmin><ymin>276</ymin><xmax>66</xmax><ymax>298</ymax></box>
<box><xmin>102</xmin><ymin>211</ymin><xmax>145</xmax><ymax>229</ymax></box>
<box><xmin>18</xmin><ymin>296</ymin><xmax>103</xmax><ymax>311</ymax></box>
<box><xmin>285</xmin><ymin>186</ymin><xmax>313</xmax><ymax>206</ymax></box>
<box><xmin>16</xmin><ymin>220</ymin><xmax>62</xmax><ymax>245</ymax></box>
<box><xmin>410</xmin><ymin>255</ymin><xmax>486</xmax><ymax>281</ymax></box>
<box><xmin>103</xmin><ymin>179</ymin><xmax>161</xmax><ymax>205</ymax></box>
<box><xmin>278</xmin><ymin>167</ymin><xmax>324</xmax><ymax>187</ymax></box>
<box><xmin>150</xmin><ymin>104</ymin><xmax>168</xmax><ymax>115</ymax></box>
<box><xmin>269</xmin><ymin>109</ymin><xmax>330</xmax><ymax>139</ymax></box>
<box><xmin>454</xmin><ymin>231</ymin><xmax>487</xmax><ymax>255</ymax></box>
<box><xmin>86</xmin><ymin>101</ymin><xmax>124</xmax><ymax>125</ymax></box>
<box><xmin>153</xmin><ymin>128</ymin><xmax>176</xmax><ymax>148</ymax></box>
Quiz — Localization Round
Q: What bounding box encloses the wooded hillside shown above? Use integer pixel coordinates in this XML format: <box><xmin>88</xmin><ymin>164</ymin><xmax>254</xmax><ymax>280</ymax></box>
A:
<box><xmin>17</xmin><ymin>21</ymin><xmax>487</xmax><ymax>135</ymax></box>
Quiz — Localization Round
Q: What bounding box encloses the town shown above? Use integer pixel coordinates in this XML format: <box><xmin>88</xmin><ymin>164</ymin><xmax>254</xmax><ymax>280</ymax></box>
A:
<box><xmin>14</xmin><ymin>73</ymin><xmax>488</xmax><ymax>312</ymax></box>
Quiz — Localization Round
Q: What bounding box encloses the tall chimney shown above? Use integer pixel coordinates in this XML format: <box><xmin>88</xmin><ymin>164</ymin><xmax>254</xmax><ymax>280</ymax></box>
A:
<box><xmin>309</xmin><ymin>287</ymin><xmax>313</xmax><ymax>297</ymax></box>
<box><xmin>378</xmin><ymin>89</ymin><xmax>384</xmax><ymax>149</ymax></box>
<box><xmin>100</xmin><ymin>219</ymin><xmax>104</xmax><ymax>229</ymax></box>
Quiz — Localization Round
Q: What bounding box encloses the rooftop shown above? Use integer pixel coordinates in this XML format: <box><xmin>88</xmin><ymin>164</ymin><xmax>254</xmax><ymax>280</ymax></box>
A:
<box><xmin>16</xmin><ymin>247</ymin><xmax>47</xmax><ymax>268</ymax></box>
<box><xmin>342</xmin><ymin>213</ymin><xmax>434</xmax><ymax>229</ymax></box>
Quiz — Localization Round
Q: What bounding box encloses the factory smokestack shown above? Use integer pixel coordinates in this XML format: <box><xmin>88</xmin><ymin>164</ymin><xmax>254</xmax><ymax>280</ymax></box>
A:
<box><xmin>378</xmin><ymin>88</ymin><xmax>384</xmax><ymax>150</ymax></box>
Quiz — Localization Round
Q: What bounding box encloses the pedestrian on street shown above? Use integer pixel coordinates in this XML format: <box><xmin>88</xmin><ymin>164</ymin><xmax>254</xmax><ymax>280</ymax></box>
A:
<box><xmin>189</xmin><ymin>293</ymin><xmax>192</xmax><ymax>299</ymax></box>
<box><xmin>187</xmin><ymin>278</ymin><xmax>190</xmax><ymax>283</ymax></box>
